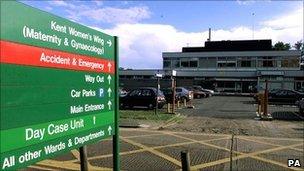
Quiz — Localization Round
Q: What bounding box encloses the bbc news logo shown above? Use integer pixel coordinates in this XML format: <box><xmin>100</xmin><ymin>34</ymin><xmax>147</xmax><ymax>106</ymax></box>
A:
<box><xmin>288</xmin><ymin>159</ymin><xmax>301</xmax><ymax>167</ymax></box>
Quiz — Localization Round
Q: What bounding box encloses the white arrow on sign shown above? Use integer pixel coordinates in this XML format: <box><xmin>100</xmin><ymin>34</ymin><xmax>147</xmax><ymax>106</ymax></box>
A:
<box><xmin>107</xmin><ymin>40</ymin><xmax>112</xmax><ymax>47</ymax></box>
<box><xmin>108</xmin><ymin>126</ymin><xmax>112</xmax><ymax>135</ymax></box>
<box><xmin>107</xmin><ymin>62</ymin><xmax>112</xmax><ymax>72</ymax></box>
<box><xmin>107</xmin><ymin>75</ymin><xmax>112</xmax><ymax>85</ymax></box>
<box><xmin>107</xmin><ymin>100</ymin><xmax>112</xmax><ymax>110</ymax></box>
<box><xmin>107</xmin><ymin>87</ymin><xmax>112</xmax><ymax>98</ymax></box>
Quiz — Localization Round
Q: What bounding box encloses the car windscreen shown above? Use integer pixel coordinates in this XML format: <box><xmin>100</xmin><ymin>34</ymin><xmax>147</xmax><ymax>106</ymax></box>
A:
<box><xmin>176</xmin><ymin>88</ymin><xmax>182</xmax><ymax>92</ymax></box>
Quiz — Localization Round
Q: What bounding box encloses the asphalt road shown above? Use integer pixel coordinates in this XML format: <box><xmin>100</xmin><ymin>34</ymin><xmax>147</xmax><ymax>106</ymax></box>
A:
<box><xmin>166</xmin><ymin>96</ymin><xmax>303</xmax><ymax>138</ymax></box>
<box><xmin>179</xmin><ymin>96</ymin><xmax>299</xmax><ymax>119</ymax></box>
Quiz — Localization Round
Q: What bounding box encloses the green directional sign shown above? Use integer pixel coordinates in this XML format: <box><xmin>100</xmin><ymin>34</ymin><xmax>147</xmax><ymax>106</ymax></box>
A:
<box><xmin>0</xmin><ymin>1</ymin><xmax>118</xmax><ymax>170</ymax></box>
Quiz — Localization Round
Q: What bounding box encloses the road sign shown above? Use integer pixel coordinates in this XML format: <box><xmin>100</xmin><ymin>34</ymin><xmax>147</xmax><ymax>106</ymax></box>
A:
<box><xmin>0</xmin><ymin>1</ymin><xmax>118</xmax><ymax>170</ymax></box>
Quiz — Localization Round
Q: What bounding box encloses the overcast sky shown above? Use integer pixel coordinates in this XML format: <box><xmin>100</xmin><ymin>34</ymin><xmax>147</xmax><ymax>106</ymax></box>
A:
<box><xmin>22</xmin><ymin>0</ymin><xmax>303</xmax><ymax>69</ymax></box>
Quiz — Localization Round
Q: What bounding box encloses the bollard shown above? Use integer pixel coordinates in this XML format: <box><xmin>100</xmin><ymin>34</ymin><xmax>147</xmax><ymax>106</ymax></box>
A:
<box><xmin>79</xmin><ymin>146</ymin><xmax>89</xmax><ymax>171</ymax></box>
<box><xmin>177</xmin><ymin>101</ymin><xmax>180</xmax><ymax>108</ymax></box>
<box><xmin>181</xmin><ymin>151</ymin><xmax>190</xmax><ymax>171</ymax></box>
<box><xmin>167</xmin><ymin>103</ymin><xmax>171</xmax><ymax>113</ymax></box>
<box><xmin>184</xmin><ymin>98</ymin><xmax>187</xmax><ymax>107</ymax></box>
<box><xmin>230</xmin><ymin>134</ymin><xmax>234</xmax><ymax>171</ymax></box>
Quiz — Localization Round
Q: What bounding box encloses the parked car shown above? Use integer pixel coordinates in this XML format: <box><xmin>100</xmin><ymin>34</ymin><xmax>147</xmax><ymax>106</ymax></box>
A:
<box><xmin>161</xmin><ymin>88</ymin><xmax>180</xmax><ymax>103</ymax></box>
<box><xmin>201</xmin><ymin>89</ymin><xmax>213</xmax><ymax>97</ymax></box>
<box><xmin>297</xmin><ymin>88</ymin><xmax>304</xmax><ymax>93</ymax></box>
<box><xmin>176</xmin><ymin>87</ymin><xmax>193</xmax><ymax>101</ymax></box>
<box><xmin>120</xmin><ymin>87</ymin><xmax>166</xmax><ymax>109</ymax></box>
<box><xmin>253</xmin><ymin>89</ymin><xmax>280</xmax><ymax>101</ymax></box>
<box><xmin>296</xmin><ymin>98</ymin><xmax>304</xmax><ymax>115</ymax></box>
<box><xmin>202</xmin><ymin>88</ymin><xmax>215</xmax><ymax>95</ymax></box>
<box><xmin>268</xmin><ymin>89</ymin><xmax>304</xmax><ymax>104</ymax></box>
<box><xmin>187</xmin><ymin>87</ymin><xmax>206</xmax><ymax>98</ymax></box>
<box><xmin>193</xmin><ymin>85</ymin><xmax>215</xmax><ymax>97</ymax></box>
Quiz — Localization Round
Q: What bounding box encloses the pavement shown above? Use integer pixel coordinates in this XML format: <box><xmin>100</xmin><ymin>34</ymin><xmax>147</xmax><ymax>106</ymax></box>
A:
<box><xmin>24</xmin><ymin>128</ymin><xmax>304</xmax><ymax>171</ymax></box>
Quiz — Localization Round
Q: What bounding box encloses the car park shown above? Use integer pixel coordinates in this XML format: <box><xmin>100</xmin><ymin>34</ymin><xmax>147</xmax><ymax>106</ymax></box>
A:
<box><xmin>120</xmin><ymin>87</ymin><xmax>166</xmax><ymax>109</ymax></box>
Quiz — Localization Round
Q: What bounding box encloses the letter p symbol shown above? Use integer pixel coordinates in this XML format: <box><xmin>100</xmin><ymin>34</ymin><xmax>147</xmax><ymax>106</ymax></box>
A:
<box><xmin>99</xmin><ymin>88</ymin><xmax>104</xmax><ymax>97</ymax></box>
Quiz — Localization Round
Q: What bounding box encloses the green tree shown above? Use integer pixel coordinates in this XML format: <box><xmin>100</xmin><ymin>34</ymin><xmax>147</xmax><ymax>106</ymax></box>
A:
<box><xmin>293</xmin><ymin>40</ymin><xmax>303</xmax><ymax>50</ymax></box>
<box><xmin>273</xmin><ymin>41</ymin><xmax>291</xmax><ymax>50</ymax></box>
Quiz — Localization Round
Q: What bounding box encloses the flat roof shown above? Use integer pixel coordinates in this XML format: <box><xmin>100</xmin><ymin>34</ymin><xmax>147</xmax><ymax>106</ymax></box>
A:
<box><xmin>163</xmin><ymin>50</ymin><xmax>301</xmax><ymax>58</ymax></box>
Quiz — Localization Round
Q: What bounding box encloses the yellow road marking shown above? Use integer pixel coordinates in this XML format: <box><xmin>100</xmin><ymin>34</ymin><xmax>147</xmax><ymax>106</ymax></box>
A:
<box><xmin>121</xmin><ymin>128</ymin><xmax>303</xmax><ymax>141</ymax></box>
<box><xmin>191</xmin><ymin>143</ymin><xmax>302</xmax><ymax>170</ymax></box>
<box><xmin>71</xmin><ymin>149</ymin><xmax>80</xmax><ymax>160</ymax></box>
<box><xmin>28</xmin><ymin>165</ymin><xmax>55</xmax><ymax>171</ymax></box>
<box><xmin>165</xmin><ymin>132</ymin><xmax>235</xmax><ymax>153</ymax></box>
<box><xmin>237</xmin><ymin>135</ymin><xmax>303</xmax><ymax>141</ymax></box>
<box><xmin>239</xmin><ymin>136</ymin><xmax>304</xmax><ymax>152</ymax></box>
<box><xmin>120</xmin><ymin>128</ymin><xmax>228</xmax><ymax>136</ymax></box>
<box><xmin>38</xmin><ymin>159</ymin><xmax>80</xmax><ymax>170</ymax></box>
<box><xmin>40</xmin><ymin>129</ymin><xmax>302</xmax><ymax>170</ymax></box>
<box><xmin>37</xmin><ymin>159</ymin><xmax>112</xmax><ymax>171</ymax></box>
<box><xmin>121</xmin><ymin>133</ymin><xmax>165</xmax><ymax>139</ymax></box>
<box><xmin>250</xmin><ymin>155</ymin><xmax>303</xmax><ymax>171</ymax></box>
<box><xmin>81</xmin><ymin>137</ymin><xmax>229</xmax><ymax>162</ymax></box>
<box><xmin>165</xmin><ymin>131</ymin><xmax>302</xmax><ymax>170</ymax></box>
<box><xmin>87</xmin><ymin>149</ymin><xmax>147</xmax><ymax>161</ymax></box>
<box><xmin>121</xmin><ymin>137</ymin><xmax>182</xmax><ymax>167</ymax></box>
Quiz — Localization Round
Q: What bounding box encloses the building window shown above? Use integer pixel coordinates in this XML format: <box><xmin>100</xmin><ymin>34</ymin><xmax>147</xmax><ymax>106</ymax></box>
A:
<box><xmin>280</xmin><ymin>57</ymin><xmax>299</xmax><ymax>68</ymax></box>
<box><xmin>217</xmin><ymin>57</ymin><xmax>236</xmax><ymax>68</ymax></box>
<box><xmin>189</xmin><ymin>60</ymin><xmax>198</xmax><ymax>67</ymax></box>
<box><xmin>181</xmin><ymin>61</ymin><xmax>189</xmax><ymax>67</ymax></box>
<box><xmin>172</xmin><ymin>60</ymin><xmax>180</xmax><ymax>68</ymax></box>
<box><xmin>218</xmin><ymin>62</ymin><xmax>236</xmax><ymax>67</ymax></box>
<box><xmin>257</xmin><ymin>57</ymin><xmax>275</xmax><ymax>67</ymax></box>
<box><xmin>180</xmin><ymin>58</ymin><xmax>198</xmax><ymax>68</ymax></box>
<box><xmin>199</xmin><ymin>57</ymin><xmax>217</xmax><ymax>68</ymax></box>
<box><xmin>163</xmin><ymin>60</ymin><xmax>171</xmax><ymax>68</ymax></box>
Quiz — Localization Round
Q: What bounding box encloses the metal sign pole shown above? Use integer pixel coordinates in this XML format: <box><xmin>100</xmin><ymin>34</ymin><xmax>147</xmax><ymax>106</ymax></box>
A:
<box><xmin>113</xmin><ymin>36</ymin><xmax>120</xmax><ymax>171</ymax></box>
<box><xmin>79</xmin><ymin>146</ymin><xmax>88</xmax><ymax>171</ymax></box>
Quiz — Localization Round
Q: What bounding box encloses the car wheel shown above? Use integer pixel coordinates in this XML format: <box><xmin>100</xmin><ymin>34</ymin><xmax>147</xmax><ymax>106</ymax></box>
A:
<box><xmin>148</xmin><ymin>103</ymin><xmax>154</xmax><ymax>110</ymax></box>
<box><xmin>180</xmin><ymin>97</ymin><xmax>186</xmax><ymax>102</ymax></box>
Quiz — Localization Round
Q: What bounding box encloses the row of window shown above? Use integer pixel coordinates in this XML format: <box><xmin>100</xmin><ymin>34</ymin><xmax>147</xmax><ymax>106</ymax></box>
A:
<box><xmin>163</xmin><ymin>57</ymin><xmax>300</xmax><ymax>68</ymax></box>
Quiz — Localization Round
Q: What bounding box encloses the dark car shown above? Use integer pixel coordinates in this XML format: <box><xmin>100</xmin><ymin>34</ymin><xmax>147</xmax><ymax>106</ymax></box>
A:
<box><xmin>120</xmin><ymin>87</ymin><xmax>166</xmax><ymax>109</ymax></box>
<box><xmin>268</xmin><ymin>89</ymin><xmax>304</xmax><ymax>104</ymax></box>
<box><xmin>119</xmin><ymin>88</ymin><xmax>128</xmax><ymax>97</ymax></box>
<box><xmin>188</xmin><ymin>86</ymin><xmax>206</xmax><ymax>98</ymax></box>
<box><xmin>253</xmin><ymin>89</ymin><xmax>281</xmax><ymax>101</ymax></box>
<box><xmin>161</xmin><ymin>88</ymin><xmax>180</xmax><ymax>103</ymax></box>
<box><xmin>297</xmin><ymin>88</ymin><xmax>304</xmax><ymax>93</ymax></box>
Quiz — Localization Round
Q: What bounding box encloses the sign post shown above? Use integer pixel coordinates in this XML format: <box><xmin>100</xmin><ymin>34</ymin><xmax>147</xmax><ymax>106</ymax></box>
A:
<box><xmin>113</xmin><ymin>36</ymin><xmax>120</xmax><ymax>171</ymax></box>
<box><xmin>0</xmin><ymin>1</ymin><xmax>119</xmax><ymax>170</ymax></box>
<box><xmin>79</xmin><ymin>146</ymin><xmax>89</xmax><ymax>171</ymax></box>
